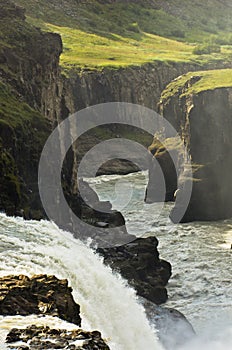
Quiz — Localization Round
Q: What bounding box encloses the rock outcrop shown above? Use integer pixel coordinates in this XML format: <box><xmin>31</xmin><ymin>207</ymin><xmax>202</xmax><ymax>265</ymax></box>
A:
<box><xmin>64</xmin><ymin>179</ymin><xmax>134</xmax><ymax>247</ymax></box>
<box><xmin>157</xmin><ymin>70</ymin><xmax>232</xmax><ymax>222</ymax></box>
<box><xmin>98</xmin><ymin>236</ymin><xmax>172</xmax><ymax>304</ymax></box>
<box><xmin>0</xmin><ymin>275</ymin><xmax>81</xmax><ymax>326</ymax></box>
<box><xmin>145</xmin><ymin>137</ymin><xmax>184</xmax><ymax>203</ymax></box>
<box><xmin>0</xmin><ymin>275</ymin><xmax>110</xmax><ymax>350</ymax></box>
<box><xmin>141</xmin><ymin>298</ymin><xmax>195</xmax><ymax>349</ymax></box>
<box><xmin>6</xmin><ymin>326</ymin><xmax>110</xmax><ymax>350</ymax></box>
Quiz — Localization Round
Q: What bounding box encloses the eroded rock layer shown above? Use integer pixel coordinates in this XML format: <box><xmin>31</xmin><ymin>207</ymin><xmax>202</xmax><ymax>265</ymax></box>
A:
<box><xmin>158</xmin><ymin>72</ymin><xmax>232</xmax><ymax>222</ymax></box>
<box><xmin>0</xmin><ymin>274</ymin><xmax>81</xmax><ymax>326</ymax></box>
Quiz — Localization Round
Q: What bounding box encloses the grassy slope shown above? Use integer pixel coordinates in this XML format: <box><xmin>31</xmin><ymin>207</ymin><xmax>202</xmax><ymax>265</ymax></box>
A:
<box><xmin>161</xmin><ymin>68</ymin><xmax>232</xmax><ymax>99</ymax></box>
<box><xmin>14</xmin><ymin>0</ymin><xmax>232</xmax><ymax>70</ymax></box>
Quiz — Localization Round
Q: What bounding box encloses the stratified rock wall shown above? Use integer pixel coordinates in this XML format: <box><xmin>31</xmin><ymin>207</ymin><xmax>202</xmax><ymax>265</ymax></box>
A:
<box><xmin>159</xmin><ymin>78</ymin><xmax>232</xmax><ymax>222</ymax></box>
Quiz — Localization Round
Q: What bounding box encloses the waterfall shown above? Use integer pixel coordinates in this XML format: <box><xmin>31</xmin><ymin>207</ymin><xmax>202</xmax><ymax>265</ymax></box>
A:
<box><xmin>0</xmin><ymin>213</ymin><xmax>163</xmax><ymax>350</ymax></box>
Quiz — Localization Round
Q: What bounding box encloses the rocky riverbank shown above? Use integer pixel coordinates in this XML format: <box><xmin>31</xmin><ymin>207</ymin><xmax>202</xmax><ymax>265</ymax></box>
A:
<box><xmin>0</xmin><ymin>275</ymin><xmax>81</xmax><ymax>325</ymax></box>
<box><xmin>0</xmin><ymin>274</ymin><xmax>110</xmax><ymax>349</ymax></box>
<box><xmin>0</xmin><ymin>274</ymin><xmax>194</xmax><ymax>350</ymax></box>
<box><xmin>6</xmin><ymin>326</ymin><xmax>110</xmax><ymax>350</ymax></box>
<box><xmin>98</xmin><ymin>236</ymin><xmax>172</xmax><ymax>305</ymax></box>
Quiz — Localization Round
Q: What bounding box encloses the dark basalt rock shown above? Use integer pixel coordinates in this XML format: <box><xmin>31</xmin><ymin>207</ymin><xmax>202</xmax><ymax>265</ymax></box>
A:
<box><xmin>98</xmin><ymin>236</ymin><xmax>172</xmax><ymax>305</ymax></box>
<box><xmin>6</xmin><ymin>325</ymin><xmax>110</xmax><ymax>350</ymax></box>
<box><xmin>0</xmin><ymin>275</ymin><xmax>81</xmax><ymax>326</ymax></box>
<box><xmin>140</xmin><ymin>298</ymin><xmax>195</xmax><ymax>349</ymax></box>
<box><xmin>64</xmin><ymin>180</ymin><xmax>136</xmax><ymax>248</ymax></box>
<box><xmin>145</xmin><ymin>137</ymin><xmax>183</xmax><ymax>203</ymax></box>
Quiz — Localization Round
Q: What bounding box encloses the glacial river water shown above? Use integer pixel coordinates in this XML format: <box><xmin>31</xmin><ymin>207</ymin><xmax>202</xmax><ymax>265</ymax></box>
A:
<box><xmin>87</xmin><ymin>170</ymin><xmax>232</xmax><ymax>348</ymax></box>
<box><xmin>0</xmin><ymin>170</ymin><xmax>231</xmax><ymax>349</ymax></box>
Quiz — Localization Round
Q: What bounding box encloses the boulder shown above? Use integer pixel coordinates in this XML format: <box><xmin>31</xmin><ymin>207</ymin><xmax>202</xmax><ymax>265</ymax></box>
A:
<box><xmin>141</xmin><ymin>298</ymin><xmax>195</xmax><ymax>349</ymax></box>
<box><xmin>98</xmin><ymin>236</ymin><xmax>172</xmax><ymax>304</ymax></box>
<box><xmin>0</xmin><ymin>275</ymin><xmax>81</xmax><ymax>326</ymax></box>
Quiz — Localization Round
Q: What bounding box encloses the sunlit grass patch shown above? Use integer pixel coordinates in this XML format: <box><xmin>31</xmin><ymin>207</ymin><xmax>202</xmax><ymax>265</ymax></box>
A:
<box><xmin>46</xmin><ymin>24</ymin><xmax>196</xmax><ymax>70</ymax></box>
<box><xmin>161</xmin><ymin>69</ymin><xmax>232</xmax><ymax>99</ymax></box>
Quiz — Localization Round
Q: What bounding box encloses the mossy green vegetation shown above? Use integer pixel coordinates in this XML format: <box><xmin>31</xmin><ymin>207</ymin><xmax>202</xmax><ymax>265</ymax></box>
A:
<box><xmin>14</xmin><ymin>0</ymin><xmax>232</xmax><ymax>70</ymax></box>
<box><xmin>0</xmin><ymin>83</ymin><xmax>50</xmax><ymax>160</ymax></box>
<box><xmin>161</xmin><ymin>69</ymin><xmax>232</xmax><ymax>99</ymax></box>
<box><xmin>47</xmin><ymin>23</ymin><xmax>197</xmax><ymax>70</ymax></box>
<box><xmin>0</xmin><ymin>83</ymin><xmax>47</xmax><ymax>130</ymax></box>
<box><xmin>149</xmin><ymin>136</ymin><xmax>184</xmax><ymax>154</ymax></box>
<box><xmin>0</xmin><ymin>81</ymin><xmax>50</xmax><ymax>214</ymax></box>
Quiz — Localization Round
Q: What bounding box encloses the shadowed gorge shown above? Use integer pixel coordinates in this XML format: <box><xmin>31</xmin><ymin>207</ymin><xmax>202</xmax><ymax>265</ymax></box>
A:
<box><xmin>0</xmin><ymin>0</ymin><xmax>232</xmax><ymax>349</ymax></box>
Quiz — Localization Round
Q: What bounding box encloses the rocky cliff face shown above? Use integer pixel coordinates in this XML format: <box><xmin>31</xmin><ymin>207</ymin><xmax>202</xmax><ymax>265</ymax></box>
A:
<box><xmin>0</xmin><ymin>0</ymin><xmax>63</xmax><ymax>218</ymax></box>
<box><xmin>63</xmin><ymin>62</ymin><xmax>199</xmax><ymax>112</ymax></box>
<box><xmin>158</xmin><ymin>75</ymin><xmax>232</xmax><ymax>222</ymax></box>
<box><xmin>1</xmin><ymin>1</ymin><xmax>230</xmax><ymax>217</ymax></box>
<box><xmin>61</xmin><ymin>62</ymin><xmax>207</xmax><ymax>176</ymax></box>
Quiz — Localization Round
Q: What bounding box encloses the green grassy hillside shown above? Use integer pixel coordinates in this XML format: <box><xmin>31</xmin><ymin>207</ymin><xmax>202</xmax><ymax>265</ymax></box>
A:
<box><xmin>14</xmin><ymin>0</ymin><xmax>232</xmax><ymax>70</ymax></box>
<box><xmin>161</xmin><ymin>68</ymin><xmax>232</xmax><ymax>99</ymax></box>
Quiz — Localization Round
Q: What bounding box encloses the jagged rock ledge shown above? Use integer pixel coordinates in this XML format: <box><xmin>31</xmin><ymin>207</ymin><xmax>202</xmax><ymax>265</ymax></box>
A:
<box><xmin>6</xmin><ymin>326</ymin><xmax>110</xmax><ymax>350</ymax></box>
<box><xmin>98</xmin><ymin>236</ymin><xmax>172</xmax><ymax>305</ymax></box>
<box><xmin>0</xmin><ymin>275</ymin><xmax>81</xmax><ymax>325</ymax></box>
<box><xmin>0</xmin><ymin>274</ymin><xmax>195</xmax><ymax>350</ymax></box>
<box><xmin>0</xmin><ymin>274</ymin><xmax>110</xmax><ymax>350</ymax></box>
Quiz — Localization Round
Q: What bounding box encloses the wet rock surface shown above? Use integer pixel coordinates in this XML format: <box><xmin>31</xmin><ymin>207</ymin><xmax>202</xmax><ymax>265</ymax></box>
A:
<box><xmin>98</xmin><ymin>236</ymin><xmax>172</xmax><ymax>304</ymax></box>
<box><xmin>141</xmin><ymin>298</ymin><xmax>195</xmax><ymax>349</ymax></box>
<box><xmin>6</xmin><ymin>325</ymin><xmax>110</xmax><ymax>350</ymax></box>
<box><xmin>0</xmin><ymin>275</ymin><xmax>81</xmax><ymax>326</ymax></box>
<box><xmin>63</xmin><ymin>179</ymin><xmax>135</xmax><ymax>248</ymax></box>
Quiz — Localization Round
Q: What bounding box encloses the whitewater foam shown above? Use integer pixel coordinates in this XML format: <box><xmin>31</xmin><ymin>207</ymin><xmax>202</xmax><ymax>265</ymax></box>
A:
<box><xmin>88</xmin><ymin>170</ymin><xmax>232</xmax><ymax>349</ymax></box>
<box><xmin>0</xmin><ymin>213</ymin><xmax>162</xmax><ymax>350</ymax></box>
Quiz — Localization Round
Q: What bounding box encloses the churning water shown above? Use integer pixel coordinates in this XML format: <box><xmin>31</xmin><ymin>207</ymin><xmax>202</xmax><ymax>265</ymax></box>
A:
<box><xmin>0</xmin><ymin>213</ymin><xmax>162</xmax><ymax>350</ymax></box>
<box><xmin>87</xmin><ymin>170</ymin><xmax>232</xmax><ymax>349</ymax></box>
<box><xmin>0</xmin><ymin>170</ymin><xmax>231</xmax><ymax>349</ymax></box>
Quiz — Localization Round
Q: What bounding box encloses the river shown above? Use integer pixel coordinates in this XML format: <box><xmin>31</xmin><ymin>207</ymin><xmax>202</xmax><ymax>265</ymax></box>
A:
<box><xmin>87</xmin><ymin>170</ymin><xmax>232</xmax><ymax>348</ymax></box>
<box><xmin>0</xmin><ymin>170</ymin><xmax>231</xmax><ymax>349</ymax></box>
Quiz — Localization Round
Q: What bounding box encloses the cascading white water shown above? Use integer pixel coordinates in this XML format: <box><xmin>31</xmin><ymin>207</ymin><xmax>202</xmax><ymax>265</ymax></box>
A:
<box><xmin>1</xmin><ymin>172</ymin><xmax>232</xmax><ymax>350</ymax></box>
<box><xmin>88</xmin><ymin>170</ymin><xmax>232</xmax><ymax>350</ymax></box>
<box><xmin>0</xmin><ymin>213</ymin><xmax>163</xmax><ymax>350</ymax></box>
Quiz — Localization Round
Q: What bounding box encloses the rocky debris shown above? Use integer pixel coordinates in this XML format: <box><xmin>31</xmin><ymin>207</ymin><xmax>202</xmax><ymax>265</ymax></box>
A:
<box><xmin>140</xmin><ymin>298</ymin><xmax>195</xmax><ymax>349</ymax></box>
<box><xmin>98</xmin><ymin>236</ymin><xmax>172</xmax><ymax>304</ymax></box>
<box><xmin>0</xmin><ymin>275</ymin><xmax>81</xmax><ymax>326</ymax></box>
<box><xmin>6</xmin><ymin>325</ymin><xmax>110</xmax><ymax>350</ymax></box>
